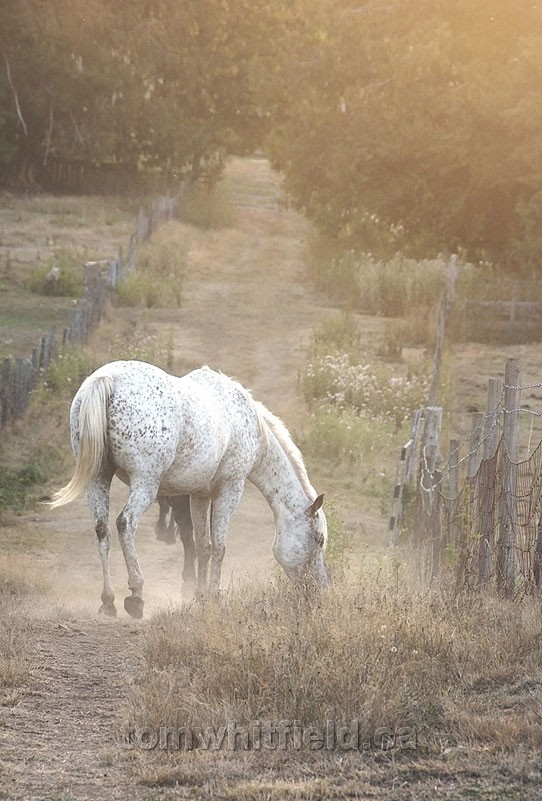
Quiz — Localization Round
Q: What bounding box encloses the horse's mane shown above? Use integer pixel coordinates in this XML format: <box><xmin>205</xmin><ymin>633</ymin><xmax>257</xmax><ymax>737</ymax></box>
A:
<box><xmin>254</xmin><ymin>401</ymin><xmax>316</xmax><ymax>500</ymax></box>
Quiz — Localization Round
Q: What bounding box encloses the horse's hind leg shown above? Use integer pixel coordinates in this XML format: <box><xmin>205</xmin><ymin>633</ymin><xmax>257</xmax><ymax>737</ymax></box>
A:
<box><xmin>117</xmin><ymin>480</ymin><xmax>159</xmax><ymax>619</ymax></box>
<box><xmin>87</xmin><ymin>467</ymin><xmax>116</xmax><ymax>616</ymax></box>
<box><xmin>189</xmin><ymin>494</ymin><xmax>211</xmax><ymax>599</ymax></box>
<box><xmin>165</xmin><ymin>503</ymin><xmax>177</xmax><ymax>544</ymax></box>
<box><xmin>155</xmin><ymin>496</ymin><xmax>170</xmax><ymax>541</ymax></box>
<box><xmin>170</xmin><ymin>495</ymin><xmax>196</xmax><ymax>595</ymax></box>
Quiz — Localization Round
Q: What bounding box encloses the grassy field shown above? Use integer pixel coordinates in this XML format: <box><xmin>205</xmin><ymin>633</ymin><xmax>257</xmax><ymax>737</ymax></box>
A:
<box><xmin>0</xmin><ymin>193</ymin><xmax>135</xmax><ymax>360</ymax></box>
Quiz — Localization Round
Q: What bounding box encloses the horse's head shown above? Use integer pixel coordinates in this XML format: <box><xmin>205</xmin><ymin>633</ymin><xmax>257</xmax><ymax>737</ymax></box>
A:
<box><xmin>273</xmin><ymin>493</ymin><xmax>330</xmax><ymax>588</ymax></box>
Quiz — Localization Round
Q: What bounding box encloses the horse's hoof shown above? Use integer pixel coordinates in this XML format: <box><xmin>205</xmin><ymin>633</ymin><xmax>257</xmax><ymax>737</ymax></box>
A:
<box><xmin>181</xmin><ymin>578</ymin><xmax>196</xmax><ymax>600</ymax></box>
<box><xmin>99</xmin><ymin>603</ymin><xmax>117</xmax><ymax>617</ymax></box>
<box><xmin>124</xmin><ymin>596</ymin><xmax>144</xmax><ymax>619</ymax></box>
<box><xmin>165</xmin><ymin>533</ymin><xmax>177</xmax><ymax>544</ymax></box>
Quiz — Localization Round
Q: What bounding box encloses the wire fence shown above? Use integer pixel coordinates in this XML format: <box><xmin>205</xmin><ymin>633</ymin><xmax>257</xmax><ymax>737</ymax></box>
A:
<box><xmin>391</xmin><ymin>358</ymin><xmax>542</xmax><ymax>597</ymax></box>
<box><xmin>0</xmin><ymin>194</ymin><xmax>178</xmax><ymax>432</ymax></box>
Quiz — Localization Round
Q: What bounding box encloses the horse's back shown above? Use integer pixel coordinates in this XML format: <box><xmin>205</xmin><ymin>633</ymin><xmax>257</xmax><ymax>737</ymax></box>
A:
<box><xmin>71</xmin><ymin>361</ymin><xmax>263</xmax><ymax>494</ymax></box>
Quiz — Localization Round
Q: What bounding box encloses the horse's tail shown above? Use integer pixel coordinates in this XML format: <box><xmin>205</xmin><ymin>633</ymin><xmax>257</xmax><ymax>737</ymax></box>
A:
<box><xmin>49</xmin><ymin>374</ymin><xmax>113</xmax><ymax>508</ymax></box>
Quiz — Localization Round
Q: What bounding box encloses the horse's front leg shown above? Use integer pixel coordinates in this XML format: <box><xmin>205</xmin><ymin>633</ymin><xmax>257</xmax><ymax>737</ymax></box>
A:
<box><xmin>117</xmin><ymin>480</ymin><xmax>159</xmax><ymax>618</ymax></box>
<box><xmin>87</xmin><ymin>467</ymin><xmax>116</xmax><ymax>616</ymax></box>
<box><xmin>209</xmin><ymin>481</ymin><xmax>245</xmax><ymax>598</ymax></box>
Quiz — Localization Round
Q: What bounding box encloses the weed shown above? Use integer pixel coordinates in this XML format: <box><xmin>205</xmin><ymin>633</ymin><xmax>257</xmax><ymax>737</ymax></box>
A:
<box><xmin>378</xmin><ymin>319</ymin><xmax>410</xmax><ymax>361</ymax></box>
<box><xmin>301</xmin><ymin>353</ymin><xmax>428</xmax><ymax>429</ymax></box>
<box><xmin>106</xmin><ymin>328</ymin><xmax>173</xmax><ymax>368</ymax></box>
<box><xmin>310</xmin><ymin>241</ymin><xmax>444</xmax><ymax>321</ymax></box>
<box><xmin>311</xmin><ymin>312</ymin><xmax>361</xmax><ymax>358</ymax></box>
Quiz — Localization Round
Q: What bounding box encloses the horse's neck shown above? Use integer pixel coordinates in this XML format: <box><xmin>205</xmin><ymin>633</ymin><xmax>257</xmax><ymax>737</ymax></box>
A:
<box><xmin>249</xmin><ymin>429</ymin><xmax>309</xmax><ymax>518</ymax></box>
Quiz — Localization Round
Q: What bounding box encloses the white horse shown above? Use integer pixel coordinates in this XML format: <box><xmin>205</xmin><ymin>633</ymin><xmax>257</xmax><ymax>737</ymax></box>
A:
<box><xmin>50</xmin><ymin>360</ymin><xmax>329</xmax><ymax>617</ymax></box>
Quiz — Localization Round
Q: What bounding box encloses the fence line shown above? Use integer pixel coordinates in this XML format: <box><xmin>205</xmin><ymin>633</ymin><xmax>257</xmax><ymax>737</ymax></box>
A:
<box><xmin>392</xmin><ymin>357</ymin><xmax>542</xmax><ymax>596</ymax></box>
<box><xmin>0</xmin><ymin>194</ymin><xmax>178</xmax><ymax>432</ymax></box>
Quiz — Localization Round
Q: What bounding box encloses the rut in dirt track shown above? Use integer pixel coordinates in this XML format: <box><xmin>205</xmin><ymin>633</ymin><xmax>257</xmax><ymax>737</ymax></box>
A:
<box><xmin>1</xmin><ymin>621</ymin><xmax>145</xmax><ymax>801</ymax></box>
<box><xmin>1</xmin><ymin>158</ymin><xmax>330</xmax><ymax>800</ymax></box>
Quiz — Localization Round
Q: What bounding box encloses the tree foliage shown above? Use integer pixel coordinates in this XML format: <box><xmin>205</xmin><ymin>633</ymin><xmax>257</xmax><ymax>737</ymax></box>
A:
<box><xmin>267</xmin><ymin>0</ymin><xmax>542</xmax><ymax>270</ymax></box>
<box><xmin>1</xmin><ymin>0</ymin><xmax>540</xmax><ymax>269</ymax></box>
<box><xmin>0</xmin><ymin>0</ymin><xmax>287</xmax><ymax>182</ymax></box>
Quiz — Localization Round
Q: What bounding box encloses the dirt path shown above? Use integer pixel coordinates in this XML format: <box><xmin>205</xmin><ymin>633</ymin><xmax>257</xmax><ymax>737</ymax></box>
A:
<box><xmin>0</xmin><ymin>158</ymin><xmax>340</xmax><ymax>799</ymax></box>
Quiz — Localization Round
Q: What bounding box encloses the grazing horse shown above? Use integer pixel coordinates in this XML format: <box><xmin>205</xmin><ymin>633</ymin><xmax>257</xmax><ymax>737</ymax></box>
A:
<box><xmin>50</xmin><ymin>360</ymin><xmax>328</xmax><ymax>618</ymax></box>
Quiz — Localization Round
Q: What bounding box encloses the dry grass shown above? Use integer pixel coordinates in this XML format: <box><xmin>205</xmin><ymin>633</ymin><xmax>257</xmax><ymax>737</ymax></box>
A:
<box><xmin>124</xmin><ymin>568</ymin><xmax>542</xmax><ymax>795</ymax></box>
<box><xmin>0</xmin><ymin>558</ymin><xmax>47</xmax><ymax>695</ymax></box>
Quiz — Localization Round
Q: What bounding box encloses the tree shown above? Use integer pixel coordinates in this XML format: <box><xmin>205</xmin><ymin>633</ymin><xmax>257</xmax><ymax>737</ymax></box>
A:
<box><xmin>0</xmin><ymin>0</ymin><xmax>291</xmax><ymax>184</ymax></box>
<box><xmin>266</xmin><ymin>0</ymin><xmax>542</xmax><ymax>270</ymax></box>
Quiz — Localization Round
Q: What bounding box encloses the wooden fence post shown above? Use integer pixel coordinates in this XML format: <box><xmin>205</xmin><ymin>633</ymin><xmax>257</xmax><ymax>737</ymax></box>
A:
<box><xmin>456</xmin><ymin>414</ymin><xmax>483</xmax><ymax>590</ymax></box>
<box><xmin>446</xmin><ymin>438</ymin><xmax>460</xmax><ymax>548</ymax></box>
<box><xmin>427</xmin><ymin>255</ymin><xmax>458</xmax><ymax>407</ymax></box>
<box><xmin>497</xmin><ymin>358</ymin><xmax>520</xmax><ymax>597</ymax></box>
<box><xmin>478</xmin><ymin>378</ymin><xmax>502</xmax><ymax>586</ymax></box>
<box><xmin>1</xmin><ymin>358</ymin><xmax>11</xmax><ymax>427</ymax></box>
<box><xmin>420</xmin><ymin>406</ymin><xmax>443</xmax><ymax>581</ymax></box>
<box><xmin>388</xmin><ymin>409</ymin><xmax>422</xmax><ymax>546</ymax></box>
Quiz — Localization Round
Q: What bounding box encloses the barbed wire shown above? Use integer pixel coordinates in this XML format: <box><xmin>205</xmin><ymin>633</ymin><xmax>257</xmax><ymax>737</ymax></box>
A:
<box><xmin>418</xmin><ymin>379</ymin><xmax>542</xmax><ymax>494</ymax></box>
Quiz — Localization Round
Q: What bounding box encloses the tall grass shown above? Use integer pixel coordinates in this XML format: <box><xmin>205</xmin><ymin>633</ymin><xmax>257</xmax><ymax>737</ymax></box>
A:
<box><xmin>310</xmin><ymin>239</ymin><xmax>542</xmax><ymax>349</ymax></box>
<box><xmin>126</xmin><ymin>572</ymin><xmax>542</xmax><ymax>765</ymax></box>
<box><xmin>303</xmin><ymin>406</ymin><xmax>395</xmax><ymax>467</ymax></box>
<box><xmin>310</xmin><ymin>243</ymin><xmax>445</xmax><ymax>317</ymax></box>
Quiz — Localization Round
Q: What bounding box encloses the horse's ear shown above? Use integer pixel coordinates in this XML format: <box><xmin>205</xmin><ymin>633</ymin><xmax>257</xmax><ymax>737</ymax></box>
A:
<box><xmin>306</xmin><ymin>493</ymin><xmax>324</xmax><ymax>517</ymax></box>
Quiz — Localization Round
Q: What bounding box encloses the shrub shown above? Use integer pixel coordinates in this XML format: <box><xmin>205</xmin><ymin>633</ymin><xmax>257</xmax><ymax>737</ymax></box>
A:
<box><xmin>29</xmin><ymin>253</ymin><xmax>84</xmax><ymax>297</ymax></box>
<box><xmin>43</xmin><ymin>346</ymin><xmax>94</xmax><ymax>394</ymax></box>
<box><xmin>301</xmin><ymin>353</ymin><xmax>427</xmax><ymax>429</ymax></box>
